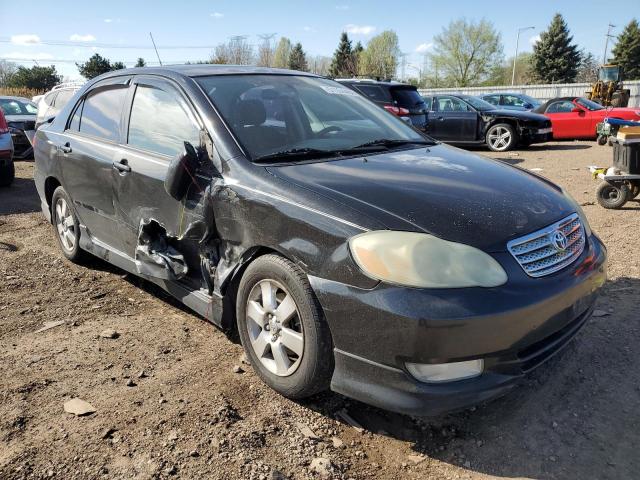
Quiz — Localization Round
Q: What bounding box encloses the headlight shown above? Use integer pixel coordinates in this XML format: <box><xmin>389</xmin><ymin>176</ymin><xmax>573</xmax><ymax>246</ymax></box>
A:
<box><xmin>348</xmin><ymin>231</ymin><xmax>507</xmax><ymax>288</ymax></box>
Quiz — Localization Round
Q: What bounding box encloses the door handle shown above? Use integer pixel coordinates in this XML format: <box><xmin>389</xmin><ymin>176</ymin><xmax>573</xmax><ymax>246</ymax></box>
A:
<box><xmin>59</xmin><ymin>142</ymin><xmax>72</xmax><ymax>153</ymax></box>
<box><xmin>113</xmin><ymin>159</ymin><xmax>131</xmax><ymax>173</ymax></box>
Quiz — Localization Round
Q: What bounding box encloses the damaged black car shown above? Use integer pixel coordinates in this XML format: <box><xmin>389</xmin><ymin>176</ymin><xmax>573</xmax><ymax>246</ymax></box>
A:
<box><xmin>34</xmin><ymin>66</ymin><xmax>606</xmax><ymax>415</ymax></box>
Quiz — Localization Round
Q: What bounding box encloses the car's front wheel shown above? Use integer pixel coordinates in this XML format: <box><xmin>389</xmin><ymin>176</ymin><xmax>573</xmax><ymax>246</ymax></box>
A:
<box><xmin>236</xmin><ymin>254</ymin><xmax>333</xmax><ymax>399</ymax></box>
<box><xmin>486</xmin><ymin>123</ymin><xmax>516</xmax><ymax>152</ymax></box>
<box><xmin>51</xmin><ymin>186</ymin><xmax>86</xmax><ymax>263</ymax></box>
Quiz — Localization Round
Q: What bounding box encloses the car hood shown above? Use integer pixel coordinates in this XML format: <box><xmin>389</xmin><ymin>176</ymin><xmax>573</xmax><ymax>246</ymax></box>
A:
<box><xmin>266</xmin><ymin>144</ymin><xmax>575</xmax><ymax>251</ymax></box>
<box><xmin>6</xmin><ymin>114</ymin><xmax>37</xmax><ymax>127</ymax></box>
<box><xmin>485</xmin><ymin>109</ymin><xmax>550</xmax><ymax>122</ymax></box>
<box><xmin>606</xmin><ymin>107</ymin><xmax>640</xmax><ymax>115</ymax></box>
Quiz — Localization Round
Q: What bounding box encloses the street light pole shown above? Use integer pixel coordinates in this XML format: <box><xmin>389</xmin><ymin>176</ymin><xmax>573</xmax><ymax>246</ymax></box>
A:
<box><xmin>603</xmin><ymin>23</ymin><xmax>616</xmax><ymax>64</ymax></box>
<box><xmin>512</xmin><ymin>26</ymin><xmax>535</xmax><ymax>86</ymax></box>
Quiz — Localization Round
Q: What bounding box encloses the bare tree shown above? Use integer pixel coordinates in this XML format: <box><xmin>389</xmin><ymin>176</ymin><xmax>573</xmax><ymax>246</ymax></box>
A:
<box><xmin>257</xmin><ymin>33</ymin><xmax>276</xmax><ymax>67</ymax></box>
<box><xmin>210</xmin><ymin>36</ymin><xmax>254</xmax><ymax>65</ymax></box>
<box><xmin>309</xmin><ymin>55</ymin><xmax>332</xmax><ymax>75</ymax></box>
<box><xmin>0</xmin><ymin>59</ymin><xmax>18</xmax><ymax>87</ymax></box>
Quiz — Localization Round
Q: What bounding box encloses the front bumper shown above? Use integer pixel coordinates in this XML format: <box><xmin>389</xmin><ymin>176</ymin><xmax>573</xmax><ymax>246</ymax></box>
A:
<box><xmin>310</xmin><ymin>234</ymin><xmax>606</xmax><ymax>416</ymax></box>
<box><xmin>9</xmin><ymin>128</ymin><xmax>34</xmax><ymax>159</ymax></box>
<box><xmin>520</xmin><ymin>127</ymin><xmax>553</xmax><ymax>145</ymax></box>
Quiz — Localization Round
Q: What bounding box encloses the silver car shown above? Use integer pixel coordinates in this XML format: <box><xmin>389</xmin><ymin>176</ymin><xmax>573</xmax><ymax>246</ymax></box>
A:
<box><xmin>0</xmin><ymin>109</ymin><xmax>14</xmax><ymax>187</ymax></box>
<box><xmin>0</xmin><ymin>96</ymin><xmax>38</xmax><ymax>159</ymax></box>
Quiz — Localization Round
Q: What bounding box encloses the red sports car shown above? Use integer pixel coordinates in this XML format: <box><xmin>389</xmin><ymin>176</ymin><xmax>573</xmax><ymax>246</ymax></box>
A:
<box><xmin>534</xmin><ymin>97</ymin><xmax>640</xmax><ymax>140</ymax></box>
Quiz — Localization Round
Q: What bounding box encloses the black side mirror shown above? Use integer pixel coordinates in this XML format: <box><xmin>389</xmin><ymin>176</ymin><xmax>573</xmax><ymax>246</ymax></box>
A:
<box><xmin>164</xmin><ymin>142</ymin><xmax>199</xmax><ymax>201</ymax></box>
<box><xmin>524</xmin><ymin>103</ymin><xmax>533</xmax><ymax>109</ymax></box>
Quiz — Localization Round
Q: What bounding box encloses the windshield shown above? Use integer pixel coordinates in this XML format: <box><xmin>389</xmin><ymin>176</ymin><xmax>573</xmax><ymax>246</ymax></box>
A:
<box><xmin>0</xmin><ymin>98</ymin><xmax>38</xmax><ymax>116</ymax></box>
<box><xmin>576</xmin><ymin>97</ymin><xmax>605</xmax><ymax>111</ymax></box>
<box><xmin>459</xmin><ymin>96</ymin><xmax>496</xmax><ymax>112</ymax></box>
<box><xmin>599</xmin><ymin>66</ymin><xmax>620</xmax><ymax>82</ymax></box>
<box><xmin>196</xmin><ymin>75</ymin><xmax>430</xmax><ymax>161</ymax></box>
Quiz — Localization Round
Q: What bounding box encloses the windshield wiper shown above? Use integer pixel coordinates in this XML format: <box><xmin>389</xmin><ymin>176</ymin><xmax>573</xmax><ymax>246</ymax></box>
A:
<box><xmin>347</xmin><ymin>138</ymin><xmax>435</xmax><ymax>150</ymax></box>
<box><xmin>253</xmin><ymin>148</ymin><xmax>341</xmax><ymax>163</ymax></box>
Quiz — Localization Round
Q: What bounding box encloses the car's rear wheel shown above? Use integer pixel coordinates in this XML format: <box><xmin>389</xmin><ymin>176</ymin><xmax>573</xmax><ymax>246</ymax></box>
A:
<box><xmin>596</xmin><ymin>182</ymin><xmax>629</xmax><ymax>209</ymax></box>
<box><xmin>236</xmin><ymin>254</ymin><xmax>333</xmax><ymax>399</ymax></box>
<box><xmin>0</xmin><ymin>160</ymin><xmax>14</xmax><ymax>187</ymax></box>
<box><xmin>51</xmin><ymin>186</ymin><xmax>86</xmax><ymax>263</ymax></box>
<box><xmin>486</xmin><ymin>123</ymin><xmax>516</xmax><ymax>152</ymax></box>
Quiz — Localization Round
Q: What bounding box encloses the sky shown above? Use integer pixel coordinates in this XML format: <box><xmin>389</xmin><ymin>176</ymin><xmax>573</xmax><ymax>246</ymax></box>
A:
<box><xmin>0</xmin><ymin>0</ymin><xmax>638</xmax><ymax>80</ymax></box>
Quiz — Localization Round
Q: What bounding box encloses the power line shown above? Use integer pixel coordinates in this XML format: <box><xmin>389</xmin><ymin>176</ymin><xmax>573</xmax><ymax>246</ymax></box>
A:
<box><xmin>0</xmin><ymin>37</ymin><xmax>219</xmax><ymax>49</ymax></box>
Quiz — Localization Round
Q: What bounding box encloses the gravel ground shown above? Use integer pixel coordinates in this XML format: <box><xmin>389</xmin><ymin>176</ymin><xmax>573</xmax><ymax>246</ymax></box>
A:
<box><xmin>1</xmin><ymin>141</ymin><xmax>639</xmax><ymax>480</ymax></box>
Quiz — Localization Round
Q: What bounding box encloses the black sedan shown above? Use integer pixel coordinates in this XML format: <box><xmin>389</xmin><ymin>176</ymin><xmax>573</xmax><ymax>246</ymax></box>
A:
<box><xmin>421</xmin><ymin>94</ymin><xmax>553</xmax><ymax>151</ymax></box>
<box><xmin>34</xmin><ymin>66</ymin><xmax>605</xmax><ymax>416</ymax></box>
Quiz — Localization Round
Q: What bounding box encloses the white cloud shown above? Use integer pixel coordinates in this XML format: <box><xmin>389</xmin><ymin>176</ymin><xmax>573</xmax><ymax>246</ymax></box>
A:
<box><xmin>344</xmin><ymin>24</ymin><xmax>376</xmax><ymax>35</ymax></box>
<box><xmin>10</xmin><ymin>34</ymin><xmax>41</xmax><ymax>45</ymax></box>
<box><xmin>70</xmin><ymin>34</ymin><xmax>96</xmax><ymax>42</ymax></box>
<box><xmin>210</xmin><ymin>12</ymin><xmax>224</xmax><ymax>18</ymax></box>
<box><xmin>529</xmin><ymin>34</ymin><xmax>541</xmax><ymax>45</ymax></box>
<box><xmin>335</xmin><ymin>4</ymin><xmax>349</xmax><ymax>9</ymax></box>
<box><xmin>104</xmin><ymin>18</ymin><xmax>113</xmax><ymax>23</ymax></box>
<box><xmin>302</xmin><ymin>26</ymin><xmax>315</xmax><ymax>32</ymax></box>
<box><xmin>2</xmin><ymin>52</ymin><xmax>54</xmax><ymax>60</ymax></box>
<box><xmin>415</xmin><ymin>43</ymin><xmax>433</xmax><ymax>53</ymax></box>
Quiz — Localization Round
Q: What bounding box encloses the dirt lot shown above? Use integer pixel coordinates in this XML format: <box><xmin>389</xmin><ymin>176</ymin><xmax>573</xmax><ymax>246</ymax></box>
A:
<box><xmin>1</xmin><ymin>141</ymin><xmax>639</xmax><ymax>480</ymax></box>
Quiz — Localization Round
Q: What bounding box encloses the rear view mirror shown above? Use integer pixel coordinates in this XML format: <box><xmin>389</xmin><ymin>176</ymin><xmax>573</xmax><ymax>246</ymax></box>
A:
<box><xmin>164</xmin><ymin>142</ymin><xmax>199</xmax><ymax>201</ymax></box>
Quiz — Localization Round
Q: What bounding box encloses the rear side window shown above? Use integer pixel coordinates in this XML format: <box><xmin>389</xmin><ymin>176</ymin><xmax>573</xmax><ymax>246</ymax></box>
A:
<box><xmin>79</xmin><ymin>87</ymin><xmax>127</xmax><ymax>142</ymax></box>
<box><xmin>53</xmin><ymin>89</ymin><xmax>74</xmax><ymax>108</ymax></box>
<box><xmin>390</xmin><ymin>88</ymin><xmax>425</xmax><ymax>108</ymax></box>
<box><xmin>353</xmin><ymin>85</ymin><xmax>390</xmax><ymax>103</ymax></box>
<box><xmin>483</xmin><ymin>94</ymin><xmax>501</xmax><ymax>106</ymax></box>
<box><xmin>127</xmin><ymin>85</ymin><xmax>200</xmax><ymax>156</ymax></box>
<box><xmin>44</xmin><ymin>92</ymin><xmax>57</xmax><ymax>107</ymax></box>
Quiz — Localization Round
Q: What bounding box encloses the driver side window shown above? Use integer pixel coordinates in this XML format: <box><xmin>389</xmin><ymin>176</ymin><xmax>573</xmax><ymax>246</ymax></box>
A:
<box><xmin>546</xmin><ymin>101</ymin><xmax>575</xmax><ymax>113</ymax></box>
<box><xmin>436</xmin><ymin>97</ymin><xmax>470</xmax><ymax>112</ymax></box>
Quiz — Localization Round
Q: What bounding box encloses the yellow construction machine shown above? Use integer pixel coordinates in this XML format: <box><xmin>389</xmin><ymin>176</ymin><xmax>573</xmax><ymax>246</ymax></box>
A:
<box><xmin>587</xmin><ymin>64</ymin><xmax>631</xmax><ymax>107</ymax></box>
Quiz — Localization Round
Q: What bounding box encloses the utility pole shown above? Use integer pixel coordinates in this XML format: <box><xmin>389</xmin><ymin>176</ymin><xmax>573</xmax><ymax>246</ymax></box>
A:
<box><xmin>399</xmin><ymin>52</ymin><xmax>408</xmax><ymax>81</ymax></box>
<box><xmin>257</xmin><ymin>33</ymin><xmax>276</xmax><ymax>67</ymax></box>
<box><xmin>603</xmin><ymin>23</ymin><xmax>616</xmax><ymax>64</ymax></box>
<box><xmin>512</xmin><ymin>26</ymin><xmax>535</xmax><ymax>85</ymax></box>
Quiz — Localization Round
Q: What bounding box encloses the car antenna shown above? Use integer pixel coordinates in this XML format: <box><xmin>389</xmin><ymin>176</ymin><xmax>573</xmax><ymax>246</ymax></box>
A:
<box><xmin>149</xmin><ymin>32</ymin><xmax>163</xmax><ymax>66</ymax></box>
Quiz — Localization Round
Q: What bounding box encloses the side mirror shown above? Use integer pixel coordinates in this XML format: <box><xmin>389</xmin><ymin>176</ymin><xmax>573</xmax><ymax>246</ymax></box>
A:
<box><xmin>571</xmin><ymin>107</ymin><xmax>585</xmax><ymax>115</ymax></box>
<box><xmin>524</xmin><ymin>103</ymin><xmax>533</xmax><ymax>109</ymax></box>
<box><xmin>164</xmin><ymin>142</ymin><xmax>199</xmax><ymax>201</ymax></box>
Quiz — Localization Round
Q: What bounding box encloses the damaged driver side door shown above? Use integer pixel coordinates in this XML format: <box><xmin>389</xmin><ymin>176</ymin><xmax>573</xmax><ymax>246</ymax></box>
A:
<box><xmin>112</xmin><ymin>76</ymin><xmax>209</xmax><ymax>285</ymax></box>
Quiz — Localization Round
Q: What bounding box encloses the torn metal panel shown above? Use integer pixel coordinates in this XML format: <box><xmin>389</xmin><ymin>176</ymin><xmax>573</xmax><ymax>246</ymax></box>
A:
<box><xmin>134</xmin><ymin>219</ymin><xmax>188</xmax><ymax>280</ymax></box>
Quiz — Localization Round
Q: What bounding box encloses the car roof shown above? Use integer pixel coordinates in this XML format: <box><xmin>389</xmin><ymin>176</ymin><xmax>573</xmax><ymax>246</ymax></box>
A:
<box><xmin>335</xmin><ymin>78</ymin><xmax>416</xmax><ymax>88</ymax></box>
<box><xmin>0</xmin><ymin>96</ymin><xmax>33</xmax><ymax>102</ymax></box>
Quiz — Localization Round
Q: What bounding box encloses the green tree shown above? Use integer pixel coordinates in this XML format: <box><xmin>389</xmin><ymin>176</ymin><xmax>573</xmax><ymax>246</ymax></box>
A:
<box><xmin>531</xmin><ymin>13</ymin><xmax>581</xmax><ymax>83</ymax></box>
<box><xmin>485</xmin><ymin>52</ymin><xmax>534</xmax><ymax>86</ymax></box>
<box><xmin>352</xmin><ymin>41</ymin><xmax>364</xmax><ymax>75</ymax></box>
<box><xmin>135</xmin><ymin>57</ymin><xmax>146</xmax><ymax>67</ymax></box>
<box><xmin>358</xmin><ymin>30</ymin><xmax>400</xmax><ymax>79</ymax></box>
<box><xmin>6</xmin><ymin>65</ymin><xmax>61</xmax><ymax>90</ymax></box>
<box><xmin>76</xmin><ymin>53</ymin><xmax>125</xmax><ymax>79</ymax></box>
<box><xmin>428</xmin><ymin>18</ymin><xmax>503</xmax><ymax>87</ymax></box>
<box><xmin>288</xmin><ymin>43</ymin><xmax>308</xmax><ymax>71</ymax></box>
<box><xmin>329</xmin><ymin>32</ymin><xmax>354</xmax><ymax>77</ymax></box>
<box><xmin>611</xmin><ymin>19</ymin><xmax>640</xmax><ymax>80</ymax></box>
<box><xmin>273</xmin><ymin>37</ymin><xmax>292</xmax><ymax>69</ymax></box>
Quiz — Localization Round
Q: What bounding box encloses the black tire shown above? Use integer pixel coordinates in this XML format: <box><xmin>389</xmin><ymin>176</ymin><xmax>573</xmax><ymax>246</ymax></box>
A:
<box><xmin>236</xmin><ymin>253</ymin><xmax>333</xmax><ymax>399</ymax></box>
<box><xmin>597</xmin><ymin>135</ymin><xmax>608</xmax><ymax>146</ymax></box>
<box><xmin>611</xmin><ymin>93</ymin><xmax>623</xmax><ymax>108</ymax></box>
<box><xmin>0</xmin><ymin>160</ymin><xmax>14</xmax><ymax>187</ymax></box>
<box><xmin>596</xmin><ymin>182</ymin><xmax>629</xmax><ymax>209</ymax></box>
<box><xmin>627</xmin><ymin>181</ymin><xmax>640</xmax><ymax>200</ymax></box>
<box><xmin>51</xmin><ymin>186</ymin><xmax>87</xmax><ymax>263</ymax></box>
<box><xmin>486</xmin><ymin>123</ymin><xmax>517</xmax><ymax>152</ymax></box>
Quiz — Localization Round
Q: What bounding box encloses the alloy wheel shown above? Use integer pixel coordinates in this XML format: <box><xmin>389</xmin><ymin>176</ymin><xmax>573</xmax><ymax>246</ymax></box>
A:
<box><xmin>245</xmin><ymin>279</ymin><xmax>304</xmax><ymax>377</ymax></box>
<box><xmin>55</xmin><ymin>197</ymin><xmax>76</xmax><ymax>253</ymax></box>
<box><xmin>488</xmin><ymin>126</ymin><xmax>512</xmax><ymax>151</ymax></box>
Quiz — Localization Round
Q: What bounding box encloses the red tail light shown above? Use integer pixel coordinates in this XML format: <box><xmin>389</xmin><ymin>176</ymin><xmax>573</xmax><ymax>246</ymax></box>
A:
<box><xmin>383</xmin><ymin>105</ymin><xmax>410</xmax><ymax>116</ymax></box>
<box><xmin>0</xmin><ymin>111</ymin><xmax>8</xmax><ymax>134</ymax></box>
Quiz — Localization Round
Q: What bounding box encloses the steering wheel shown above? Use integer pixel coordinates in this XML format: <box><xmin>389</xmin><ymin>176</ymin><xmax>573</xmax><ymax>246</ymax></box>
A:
<box><xmin>316</xmin><ymin>126</ymin><xmax>342</xmax><ymax>137</ymax></box>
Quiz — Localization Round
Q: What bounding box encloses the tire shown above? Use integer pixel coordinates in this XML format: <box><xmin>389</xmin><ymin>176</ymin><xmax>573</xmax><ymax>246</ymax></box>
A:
<box><xmin>51</xmin><ymin>186</ymin><xmax>87</xmax><ymax>263</ymax></box>
<box><xmin>596</xmin><ymin>182</ymin><xmax>629</xmax><ymax>209</ymax></box>
<box><xmin>626</xmin><ymin>181</ymin><xmax>640</xmax><ymax>200</ymax></box>
<box><xmin>0</xmin><ymin>160</ymin><xmax>14</xmax><ymax>187</ymax></box>
<box><xmin>236</xmin><ymin>254</ymin><xmax>333</xmax><ymax>399</ymax></box>
<box><xmin>611</xmin><ymin>93</ymin><xmax>622</xmax><ymax>108</ymax></box>
<box><xmin>486</xmin><ymin>123</ymin><xmax>517</xmax><ymax>152</ymax></box>
<box><xmin>597</xmin><ymin>135</ymin><xmax>608</xmax><ymax>146</ymax></box>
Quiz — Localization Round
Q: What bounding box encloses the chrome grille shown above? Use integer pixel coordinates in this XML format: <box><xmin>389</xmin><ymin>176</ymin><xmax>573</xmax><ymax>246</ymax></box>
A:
<box><xmin>507</xmin><ymin>213</ymin><xmax>585</xmax><ymax>278</ymax></box>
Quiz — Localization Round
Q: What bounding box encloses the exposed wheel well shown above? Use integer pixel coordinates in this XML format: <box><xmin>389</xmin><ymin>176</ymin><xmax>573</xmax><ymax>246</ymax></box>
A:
<box><xmin>44</xmin><ymin>177</ymin><xmax>61</xmax><ymax>220</ymax></box>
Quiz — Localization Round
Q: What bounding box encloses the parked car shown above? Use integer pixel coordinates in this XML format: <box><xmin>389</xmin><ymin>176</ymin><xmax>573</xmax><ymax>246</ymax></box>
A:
<box><xmin>421</xmin><ymin>94</ymin><xmax>553</xmax><ymax>151</ymax></box>
<box><xmin>533</xmin><ymin>97</ymin><xmax>640</xmax><ymax>140</ymax></box>
<box><xmin>0</xmin><ymin>109</ymin><xmax>15</xmax><ymax>187</ymax></box>
<box><xmin>34</xmin><ymin>66</ymin><xmax>606</xmax><ymax>416</ymax></box>
<box><xmin>479</xmin><ymin>92</ymin><xmax>542</xmax><ymax>111</ymax></box>
<box><xmin>336</xmin><ymin>78</ymin><xmax>428</xmax><ymax>131</ymax></box>
<box><xmin>35</xmin><ymin>82</ymin><xmax>83</xmax><ymax>129</ymax></box>
<box><xmin>0</xmin><ymin>96</ymin><xmax>38</xmax><ymax>159</ymax></box>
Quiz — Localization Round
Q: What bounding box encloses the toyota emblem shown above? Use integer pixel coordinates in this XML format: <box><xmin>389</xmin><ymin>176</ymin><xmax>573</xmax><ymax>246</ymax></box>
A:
<box><xmin>549</xmin><ymin>230</ymin><xmax>568</xmax><ymax>252</ymax></box>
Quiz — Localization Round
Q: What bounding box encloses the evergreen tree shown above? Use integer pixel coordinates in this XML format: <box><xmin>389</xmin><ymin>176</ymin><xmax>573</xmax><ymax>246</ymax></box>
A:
<box><xmin>6</xmin><ymin>65</ymin><xmax>61</xmax><ymax>90</ymax></box>
<box><xmin>76</xmin><ymin>53</ymin><xmax>126</xmax><ymax>79</ymax></box>
<box><xmin>329</xmin><ymin>32</ymin><xmax>353</xmax><ymax>77</ymax></box>
<box><xmin>135</xmin><ymin>58</ymin><xmax>146</xmax><ymax>67</ymax></box>
<box><xmin>531</xmin><ymin>13</ymin><xmax>581</xmax><ymax>83</ymax></box>
<box><xmin>288</xmin><ymin>43</ymin><xmax>308</xmax><ymax>71</ymax></box>
<box><xmin>611</xmin><ymin>19</ymin><xmax>640</xmax><ymax>80</ymax></box>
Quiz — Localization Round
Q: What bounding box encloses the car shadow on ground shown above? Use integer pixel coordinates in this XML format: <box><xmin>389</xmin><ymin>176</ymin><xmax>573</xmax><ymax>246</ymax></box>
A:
<box><xmin>0</xmin><ymin>176</ymin><xmax>41</xmax><ymax>215</ymax></box>
<box><xmin>298</xmin><ymin>275</ymin><xmax>640</xmax><ymax>479</ymax></box>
